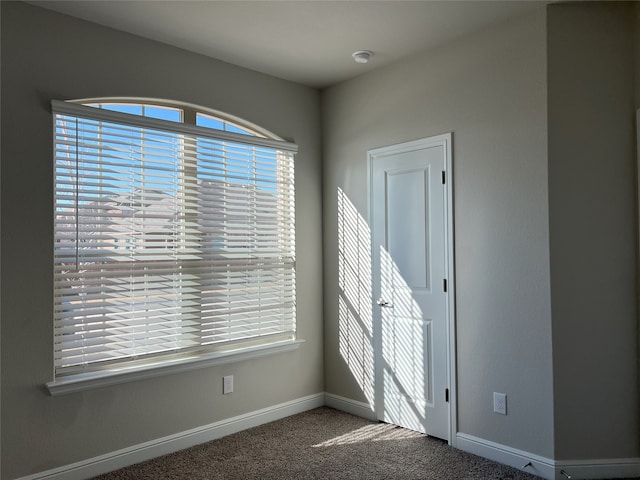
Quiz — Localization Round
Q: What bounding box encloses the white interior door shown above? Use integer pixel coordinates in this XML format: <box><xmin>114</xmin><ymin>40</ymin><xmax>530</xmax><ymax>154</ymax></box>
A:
<box><xmin>369</xmin><ymin>134</ymin><xmax>453</xmax><ymax>440</ymax></box>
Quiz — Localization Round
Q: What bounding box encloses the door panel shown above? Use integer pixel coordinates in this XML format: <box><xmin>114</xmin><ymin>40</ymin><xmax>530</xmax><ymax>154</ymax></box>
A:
<box><xmin>386</xmin><ymin>168</ymin><xmax>429</xmax><ymax>289</ymax></box>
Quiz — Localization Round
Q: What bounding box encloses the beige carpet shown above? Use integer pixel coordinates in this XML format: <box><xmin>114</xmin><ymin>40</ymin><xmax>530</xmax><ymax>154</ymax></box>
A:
<box><xmin>91</xmin><ymin>407</ymin><xmax>543</xmax><ymax>480</ymax></box>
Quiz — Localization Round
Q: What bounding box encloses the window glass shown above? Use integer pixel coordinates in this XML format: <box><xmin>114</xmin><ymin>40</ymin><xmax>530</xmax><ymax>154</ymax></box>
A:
<box><xmin>224</xmin><ymin>123</ymin><xmax>253</xmax><ymax>135</ymax></box>
<box><xmin>144</xmin><ymin>106</ymin><xmax>181</xmax><ymax>122</ymax></box>
<box><xmin>93</xmin><ymin>103</ymin><xmax>182</xmax><ymax>123</ymax></box>
<box><xmin>197</xmin><ymin>112</ymin><xmax>254</xmax><ymax>136</ymax></box>
<box><xmin>99</xmin><ymin>104</ymin><xmax>142</xmax><ymax>116</ymax></box>
<box><xmin>196</xmin><ymin>113</ymin><xmax>224</xmax><ymax>130</ymax></box>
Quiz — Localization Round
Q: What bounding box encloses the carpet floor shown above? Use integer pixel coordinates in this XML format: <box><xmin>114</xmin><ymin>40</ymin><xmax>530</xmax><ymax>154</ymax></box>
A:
<box><xmin>91</xmin><ymin>407</ymin><xmax>549</xmax><ymax>480</ymax></box>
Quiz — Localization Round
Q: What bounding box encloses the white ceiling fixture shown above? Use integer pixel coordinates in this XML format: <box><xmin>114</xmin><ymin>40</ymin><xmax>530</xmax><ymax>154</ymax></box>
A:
<box><xmin>27</xmin><ymin>1</ymin><xmax>549</xmax><ymax>88</ymax></box>
<box><xmin>352</xmin><ymin>50</ymin><xmax>373</xmax><ymax>64</ymax></box>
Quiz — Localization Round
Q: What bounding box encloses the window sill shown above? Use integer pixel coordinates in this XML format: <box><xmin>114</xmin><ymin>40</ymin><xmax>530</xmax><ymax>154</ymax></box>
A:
<box><xmin>45</xmin><ymin>338</ymin><xmax>305</xmax><ymax>396</ymax></box>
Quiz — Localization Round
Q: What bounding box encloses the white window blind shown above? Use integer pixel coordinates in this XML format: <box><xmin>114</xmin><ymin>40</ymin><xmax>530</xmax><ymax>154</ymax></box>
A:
<box><xmin>52</xmin><ymin>100</ymin><xmax>297</xmax><ymax>377</ymax></box>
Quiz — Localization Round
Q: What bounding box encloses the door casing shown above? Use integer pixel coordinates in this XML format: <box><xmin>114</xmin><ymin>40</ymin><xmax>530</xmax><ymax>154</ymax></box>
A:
<box><xmin>367</xmin><ymin>133</ymin><xmax>456</xmax><ymax>444</ymax></box>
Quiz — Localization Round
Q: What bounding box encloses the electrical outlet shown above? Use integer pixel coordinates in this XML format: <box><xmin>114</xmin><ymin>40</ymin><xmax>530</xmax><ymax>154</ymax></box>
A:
<box><xmin>493</xmin><ymin>392</ymin><xmax>507</xmax><ymax>415</ymax></box>
<box><xmin>223</xmin><ymin>375</ymin><xmax>234</xmax><ymax>395</ymax></box>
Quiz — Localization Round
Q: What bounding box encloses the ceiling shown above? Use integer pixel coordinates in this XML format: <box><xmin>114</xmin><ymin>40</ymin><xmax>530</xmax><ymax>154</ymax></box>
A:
<box><xmin>29</xmin><ymin>1</ymin><xmax>549</xmax><ymax>88</ymax></box>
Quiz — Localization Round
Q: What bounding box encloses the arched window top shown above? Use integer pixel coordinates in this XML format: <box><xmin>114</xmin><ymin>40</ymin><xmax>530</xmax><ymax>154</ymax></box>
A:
<box><xmin>71</xmin><ymin>97</ymin><xmax>281</xmax><ymax>140</ymax></box>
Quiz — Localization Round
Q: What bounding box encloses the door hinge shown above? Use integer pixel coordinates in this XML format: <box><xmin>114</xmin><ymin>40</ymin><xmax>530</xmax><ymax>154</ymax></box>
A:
<box><xmin>442</xmin><ymin>171</ymin><xmax>446</xmax><ymax>184</ymax></box>
<box><xmin>443</xmin><ymin>279</ymin><xmax>448</xmax><ymax>292</ymax></box>
<box><xmin>445</xmin><ymin>388</ymin><xmax>449</xmax><ymax>403</ymax></box>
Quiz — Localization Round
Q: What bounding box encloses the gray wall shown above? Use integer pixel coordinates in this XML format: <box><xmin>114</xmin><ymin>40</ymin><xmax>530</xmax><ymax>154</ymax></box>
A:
<box><xmin>547</xmin><ymin>2</ymin><xmax>639</xmax><ymax>460</ymax></box>
<box><xmin>636</xmin><ymin>3</ymin><xmax>640</xmax><ymax>109</ymax></box>
<box><xmin>322</xmin><ymin>9</ymin><xmax>555</xmax><ymax>457</ymax></box>
<box><xmin>0</xmin><ymin>3</ymin><xmax>323</xmax><ymax>478</ymax></box>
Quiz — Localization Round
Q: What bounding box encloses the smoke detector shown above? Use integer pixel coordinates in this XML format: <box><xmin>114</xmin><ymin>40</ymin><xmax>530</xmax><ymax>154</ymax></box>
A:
<box><xmin>352</xmin><ymin>50</ymin><xmax>373</xmax><ymax>64</ymax></box>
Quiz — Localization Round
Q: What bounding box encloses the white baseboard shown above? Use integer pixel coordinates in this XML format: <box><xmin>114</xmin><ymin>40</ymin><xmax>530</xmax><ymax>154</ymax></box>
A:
<box><xmin>17</xmin><ymin>393</ymin><xmax>325</xmax><ymax>480</ymax></box>
<box><xmin>324</xmin><ymin>392</ymin><xmax>376</xmax><ymax>420</ymax></box>
<box><xmin>16</xmin><ymin>392</ymin><xmax>640</xmax><ymax>480</ymax></box>
<box><xmin>457</xmin><ymin>433</ymin><xmax>640</xmax><ymax>480</ymax></box>
<box><xmin>456</xmin><ymin>433</ymin><xmax>556</xmax><ymax>479</ymax></box>
<box><xmin>554</xmin><ymin>457</ymin><xmax>640</xmax><ymax>480</ymax></box>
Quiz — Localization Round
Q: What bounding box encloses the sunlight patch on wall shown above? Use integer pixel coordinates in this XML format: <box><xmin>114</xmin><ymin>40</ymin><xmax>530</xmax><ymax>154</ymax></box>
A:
<box><xmin>337</xmin><ymin>187</ymin><xmax>374</xmax><ymax>406</ymax></box>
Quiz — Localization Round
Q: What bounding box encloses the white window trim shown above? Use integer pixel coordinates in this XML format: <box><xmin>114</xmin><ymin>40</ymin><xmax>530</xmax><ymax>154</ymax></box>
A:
<box><xmin>49</xmin><ymin>98</ymin><xmax>300</xmax><ymax>393</ymax></box>
<box><xmin>46</xmin><ymin>338</ymin><xmax>305</xmax><ymax>396</ymax></box>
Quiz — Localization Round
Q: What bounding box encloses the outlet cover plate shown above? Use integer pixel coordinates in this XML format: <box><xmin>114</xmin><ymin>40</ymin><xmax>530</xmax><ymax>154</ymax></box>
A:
<box><xmin>223</xmin><ymin>375</ymin><xmax>234</xmax><ymax>395</ymax></box>
<box><xmin>493</xmin><ymin>392</ymin><xmax>507</xmax><ymax>415</ymax></box>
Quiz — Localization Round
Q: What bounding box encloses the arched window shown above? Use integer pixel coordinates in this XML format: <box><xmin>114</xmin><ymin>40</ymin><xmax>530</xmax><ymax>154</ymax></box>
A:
<box><xmin>49</xmin><ymin>98</ymin><xmax>297</xmax><ymax>391</ymax></box>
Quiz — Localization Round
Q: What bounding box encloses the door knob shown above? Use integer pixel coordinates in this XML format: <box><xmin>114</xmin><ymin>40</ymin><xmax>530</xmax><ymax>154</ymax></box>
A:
<box><xmin>377</xmin><ymin>298</ymin><xmax>392</xmax><ymax>308</ymax></box>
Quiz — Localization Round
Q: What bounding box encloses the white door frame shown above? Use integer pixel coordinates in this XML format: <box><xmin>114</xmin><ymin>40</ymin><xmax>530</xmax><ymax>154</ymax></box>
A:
<box><xmin>367</xmin><ymin>133</ymin><xmax>457</xmax><ymax>445</ymax></box>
